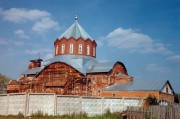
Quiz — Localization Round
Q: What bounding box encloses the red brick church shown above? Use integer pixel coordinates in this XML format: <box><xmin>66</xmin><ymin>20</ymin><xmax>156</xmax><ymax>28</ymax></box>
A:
<box><xmin>7</xmin><ymin>17</ymin><xmax>132</xmax><ymax>96</ymax></box>
<box><xmin>7</xmin><ymin>16</ymin><xmax>174</xmax><ymax>103</ymax></box>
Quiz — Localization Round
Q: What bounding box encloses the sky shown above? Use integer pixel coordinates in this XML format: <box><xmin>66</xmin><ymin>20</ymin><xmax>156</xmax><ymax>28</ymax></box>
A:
<box><xmin>0</xmin><ymin>0</ymin><xmax>180</xmax><ymax>93</ymax></box>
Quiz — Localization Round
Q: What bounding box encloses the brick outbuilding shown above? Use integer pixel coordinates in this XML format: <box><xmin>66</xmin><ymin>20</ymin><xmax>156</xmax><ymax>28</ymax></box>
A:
<box><xmin>102</xmin><ymin>80</ymin><xmax>175</xmax><ymax>104</ymax></box>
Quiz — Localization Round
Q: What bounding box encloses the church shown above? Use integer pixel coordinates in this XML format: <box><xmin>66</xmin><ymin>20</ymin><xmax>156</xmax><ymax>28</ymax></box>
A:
<box><xmin>7</xmin><ymin>16</ymin><xmax>132</xmax><ymax>96</ymax></box>
<box><xmin>7</xmin><ymin>16</ymin><xmax>174</xmax><ymax>103</ymax></box>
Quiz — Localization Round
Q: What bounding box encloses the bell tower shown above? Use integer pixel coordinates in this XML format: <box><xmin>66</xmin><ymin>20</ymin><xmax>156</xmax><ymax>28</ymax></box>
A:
<box><xmin>54</xmin><ymin>16</ymin><xmax>97</xmax><ymax>58</ymax></box>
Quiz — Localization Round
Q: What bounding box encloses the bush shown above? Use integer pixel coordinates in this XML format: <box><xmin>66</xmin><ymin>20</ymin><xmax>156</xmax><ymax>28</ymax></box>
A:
<box><xmin>145</xmin><ymin>95</ymin><xmax>158</xmax><ymax>106</ymax></box>
<box><xmin>101</xmin><ymin>109</ymin><xmax>122</xmax><ymax>119</ymax></box>
<box><xmin>61</xmin><ymin>112</ymin><xmax>88</xmax><ymax>119</ymax></box>
<box><xmin>31</xmin><ymin>110</ymin><xmax>45</xmax><ymax>117</ymax></box>
<box><xmin>174</xmin><ymin>93</ymin><xmax>180</xmax><ymax>104</ymax></box>
<box><xmin>17</xmin><ymin>112</ymin><xmax>24</xmax><ymax>118</ymax></box>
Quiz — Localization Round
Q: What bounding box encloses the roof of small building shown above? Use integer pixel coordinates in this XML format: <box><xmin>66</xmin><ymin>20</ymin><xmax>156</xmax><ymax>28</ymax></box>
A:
<box><xmin>88</xmin><ymin>62</ymin><xmax>115</xmax><ymax>73</ymax></box>
<box><xmin>22</xmin><ymin>55</ymin><xmax>127</xmax><ymax>75</ymax></box>
<box><xmin>22</xmin><ymin>67</ymin><xmax>43</xmax><ymax>75</ymax></box>
<box><xmin>103</xmin><ymin>80</ymin><xmax>173</xmax><ymax>92</ymax></box>
<box><xmin>59</xmin><ymin>20</ymin><xmax>93</xmax><ymax>40</ymax></box>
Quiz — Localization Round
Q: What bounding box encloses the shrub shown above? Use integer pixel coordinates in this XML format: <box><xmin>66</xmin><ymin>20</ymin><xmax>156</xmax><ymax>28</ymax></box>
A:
<box><xmin>145</xmin><ymin>95</ymin><xmax>158</xmax><ymax>106</ymax></box>
<box><xmin>17</xmin><ymin>112</ymin><xmax>24</xmax><ymax>118</ymax></box>
<box><xmin>174</xmin><ymin>93</ymin><xmax>180</xmax><ymax>104</ymax></box>
<box><xmin>31</xmin><ymin>110</ymin><xmax>45</xmax><ymax>117</ymax></box>
<box><xmin>60</xmin><ymin>112</ymin><xmax>88</xmax><ymax>119</ymax></box>
<box><xmin>102</xmin><ymin>109</ymin><xmax>122</xmax><ymax>119</ymax></box>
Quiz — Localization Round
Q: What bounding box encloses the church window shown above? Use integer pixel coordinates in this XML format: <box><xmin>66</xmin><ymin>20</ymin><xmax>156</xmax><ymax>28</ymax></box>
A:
<box><xmin>61</xmin><ymin>44</ymin><xmax>65</xmax><ymax>53</ymax></box>
<box><xmin>87</xmin><ymin>45</ymin><xmax>90</xmax><ymax>55</ymax></box>
<box><xmin>70</xmin><ymin>44</ymin><xmax>73</xmax><ymax>53</ymax></box>
<box><xmin>56</xmin><ymin>45</ymin><xmax>59</xmax><ymax>55</ymax></box>
<box><xmin>93</xmin><ymin>47</ymin><xmax>96</xmax><ymax>56</ymax></box>
<box><xmin>166</xmin><ymin>85</ymin><xmax>169</xmax><ymax>93</ymax></box>
<box><xmin>78</xmin><ymin>44</ymin><xmax>82</xmax><ymax>54</ymax></box>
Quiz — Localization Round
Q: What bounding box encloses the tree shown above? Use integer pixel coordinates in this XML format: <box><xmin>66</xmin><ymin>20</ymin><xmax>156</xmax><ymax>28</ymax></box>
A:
<box><xmin>145</xmin><ymin>95</ymin><xmax>158</xmax><ymax>106</ymax></box>
<box><xmin>174</xmin><ymin>93</ymin><xmax>180</xmax><ymax>104</ymax></box>
<box><xmin>0</xmin><ymin>73</ymin><xmax>12</xmax><ymax>90</ymax></box>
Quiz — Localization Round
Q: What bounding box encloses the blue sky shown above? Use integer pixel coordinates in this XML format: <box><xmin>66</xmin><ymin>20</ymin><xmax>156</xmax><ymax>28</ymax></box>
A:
<box><xmin>0</xmin><ymin>0</ymin><xmax>180</xmax><ymax>93</ymax></box>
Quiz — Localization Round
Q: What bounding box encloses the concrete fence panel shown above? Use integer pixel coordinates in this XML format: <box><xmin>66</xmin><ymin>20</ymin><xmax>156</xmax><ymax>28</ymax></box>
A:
<box><xmin>123</xmin><ymin>98</ymin><xmax>141</xmax><ymax>110</ymax></box>
<box><xmin>0</xmin><ymin>93</ymin><xmax>144</xmax><ymax>116</ymax></box>
<box><xmin>0</xmin><ymin>94</ymin><xmax>8</xmax><ymax>115</ymax></box>
<box><xmin>81</xmin><ymin>97</ymin><xmax>102</xmax><ymax>116</ymax></box>
<box><xmin>8</xmin><ymin>94</ymin><xmax>27</xmax><ymax>115</ymax></box>
<box><xmin>27</xmin><ymin>93</ymin><xmax>55</xmax><ymax>116</ymax></box>
<box><xmin>56</xmin><ymin>95</ymin><xmax>80</xmax><ymax>115</ymax></box>
<box><xmin>102</xmin><ymin>98</ymin><xmax>124</xmax><ymax>113</ymax></box>
<box><xmin>130</xmin><ymin>98</ymin><xmax>141</xmax><ymax>106</ymax></box>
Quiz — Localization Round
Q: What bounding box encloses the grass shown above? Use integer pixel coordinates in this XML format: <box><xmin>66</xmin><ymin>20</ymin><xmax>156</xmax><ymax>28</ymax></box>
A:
<box><xmin>0</xmin><ymin>109</ymin><xmax>123</xmax><ymax>119</ymax></box>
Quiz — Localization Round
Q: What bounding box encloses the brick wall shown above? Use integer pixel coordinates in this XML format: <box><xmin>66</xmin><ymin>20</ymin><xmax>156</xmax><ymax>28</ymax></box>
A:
<box><xmin>54</xmin><ymin>37</ymin><xmax>97</xmax><ymax>57</ymax></box>
<box><xmin>102</xmin><ymin>91</ymin><xmax>174</xmax><ymax>103</ymax></box>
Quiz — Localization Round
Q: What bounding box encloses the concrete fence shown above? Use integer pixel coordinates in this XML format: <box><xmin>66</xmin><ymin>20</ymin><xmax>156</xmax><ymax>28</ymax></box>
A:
<box><xmin>0</xmin><ymin>93</ymin><xmax>144</xmax><ymax>116</ymax></box>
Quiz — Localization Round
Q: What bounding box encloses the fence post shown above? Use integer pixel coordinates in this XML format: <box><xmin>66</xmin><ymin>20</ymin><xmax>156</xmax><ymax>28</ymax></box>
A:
<box><xmin>6</xmin><ymin>94</ymin><xmax>9</xmax><ymax>116</ymax></box>
<box><xmin>24</xmin><ymin>93</ymin><xmax>28</xmax><ymax>117</ymax></box>
<box><xmin>26</xmin><ymin>93</ymin><xmax>30</xmax><ymax>116</ymax></box>
<box><xmin>122</xmin><ymin>98</ymin><xmax>124</xmax><ymax>111</ymax></box>
<box><xmin>54</xmin><ymin>94</ymin><xmax>57</xmax><ymax>116</ymax></box>
<box><xmin>79</xmin><ymin>96</ymin><xmax>82</xmax><ymax>113</ymax></box>
<box><xmin>101</xmin><ymin>97</ymin><xmax>103</xmax><ymax>115</ymax></box>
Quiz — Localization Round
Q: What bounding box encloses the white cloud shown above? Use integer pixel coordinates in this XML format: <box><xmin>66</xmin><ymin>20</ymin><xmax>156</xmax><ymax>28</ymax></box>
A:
<box><xmin>154</xmin><ymin>43</ymin><xmax>173</xmax><ymax>55</ymax></box>
<box><xmin>146</xmin><ymin>63</ymin><xmax>171</xmax><ymax>73</ymax></box>
<box><xmin>25</xmin><ymin>48</ymin><xmax>52</xmax><ymax>54</ymax></box>
<box><xmin>14</xmin><ymin>41</ymin><xmax>24</xmax><ymax>46</ymax></box>
<box><xmin>0</xmin><ymin>7</ymin><xmax>60</xmax><ymax>35</ymax></box>
<box><xmin>96</xmin><ymin>40</ymin><xmax>104</xmax><ymax>47</ymax></box>
<box><xmin>105</xmin><ymin>27</ymin><xmax>173</xmax><ymax>55</ymax></box>
<box><xmin>32</xmin><ymin>17</ymin><xmax>60</xmax><ymax>34</ymax></box>
<box><xmin>43</xmin><ymin>53</ymin><xmax>54</xmax><ymax>60</ymax></box>
<box><xmin>0</xmin><ymin>39</ymin><xmax>8</xmax><ymax>45</ymax></box>
<box><xmin>0</xmin><ymin>8</ymin><xmax>50</xmax><ymax>23</ymax></box>
<box><xmin>166</xmin><ymin>55</ymin><xmax>180</xmax><ymax>62</ymax></box>
<box><xmin>14</xmin><ymin>29</ymin><xmax>29</xmax><ymax>39</ymax></box>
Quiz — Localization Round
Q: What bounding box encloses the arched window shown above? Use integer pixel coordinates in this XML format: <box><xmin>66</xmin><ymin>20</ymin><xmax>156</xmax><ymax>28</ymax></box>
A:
<box><xmin>56</xmin><ymin>45</ymin><xmax>59</xmax><ymax>55</ymax></box>
<box><xmin>93</xmin><ymin>47</ymin><xmax>96</xmax><ymax>56</ymax></box>
<box><xmin>61</xmin><ymin>44</ymin><xmax>65</xmax><ymax>53</ymax></box>
<box><xmin>78</xmin><ymin>44</ymin><xmax>82</xmax><ymax>54</ymax></box>
<box><xmin>70</xmin><ymin>44</ymin><xmax>73</xmax><ymax>53</ymax></box>
<box><xmin>87</xmin><ymin>45</ymin><xmax>90</xmax><ymax>55</ymax></box>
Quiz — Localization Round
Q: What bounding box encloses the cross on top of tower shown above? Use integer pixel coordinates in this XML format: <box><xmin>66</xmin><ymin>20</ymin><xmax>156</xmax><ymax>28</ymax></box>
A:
<box><xmin>75</xmin><ymin>11</ymin><xmax>78</xmax><ymax>21</ymax></box>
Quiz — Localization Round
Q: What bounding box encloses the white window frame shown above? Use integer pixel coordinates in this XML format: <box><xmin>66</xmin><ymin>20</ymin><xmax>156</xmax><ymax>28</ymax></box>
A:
<box><xmin>61</xmin><ymin>44</ymin><xmax>65</xmax><ymax>53</ymax></box>
<box><xmin>87</xmin><ymin>45</ymin><xmax>90</xmax><ymax>55</ymax></box>
<box><xmin>78</xmin><ymin>44</ymin><xmax>82</xmax><ymax>54</ymax></box>
<box><xmin>56</xmin><ymin>45</ymin><xmax>59</xmax><ymax>55</ymax></box>
<box><xmin>93</xmin><ymin>47</ymin><xmax>95</xmax><ymax>56</ymax></box>
<box><xmin>70</xmin><ymin>44</ymin><xmax>73</xmax><ymax>53</ymax></box>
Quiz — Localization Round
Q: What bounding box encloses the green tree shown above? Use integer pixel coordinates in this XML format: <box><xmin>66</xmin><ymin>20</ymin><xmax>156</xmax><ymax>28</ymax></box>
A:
<box><xmin>174</xmin><ymin>93</ymin><xmax>180</xmax><ymax>104</ymax></box>
<box><xmin>145</xmin><ymin>95</ymin><xmax>158</xmax><ymax>106</ymax></box>
<box><xmin>0</xmin><ymin>73</ymin><xmax>12</xmax><ymax>90</ymax></box>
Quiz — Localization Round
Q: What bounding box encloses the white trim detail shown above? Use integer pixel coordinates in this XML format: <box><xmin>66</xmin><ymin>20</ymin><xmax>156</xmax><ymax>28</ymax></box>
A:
<box><xmin>78</xmin><ymin>44</ymin><xmax>82</xmax><ymax>54</ymax></box>
<box><xmin>61</xmin><ymin>44</ymin><xmax>65</xmax><ymax>54</ymax></box>
<box><xmin>70</xmin><ymin>44</ymin><xmax>73</xmax><ymax>53</ymax></box>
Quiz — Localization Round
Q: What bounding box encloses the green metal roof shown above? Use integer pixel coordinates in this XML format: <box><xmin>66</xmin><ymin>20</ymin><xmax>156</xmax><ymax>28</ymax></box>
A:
<box><xmin>59</xmin><ymin>20</ymin><xmax>93</xmax><ymax>40</ymax></box>
<box><xmin>103</xmin><ymin>80</ymin><xmax>169</xmax><ymax>92</ymax></box>
<box><xmin>22</xmin><ymin>55</ymin><xmax>127</xmax><ymax>75</ymax></box>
